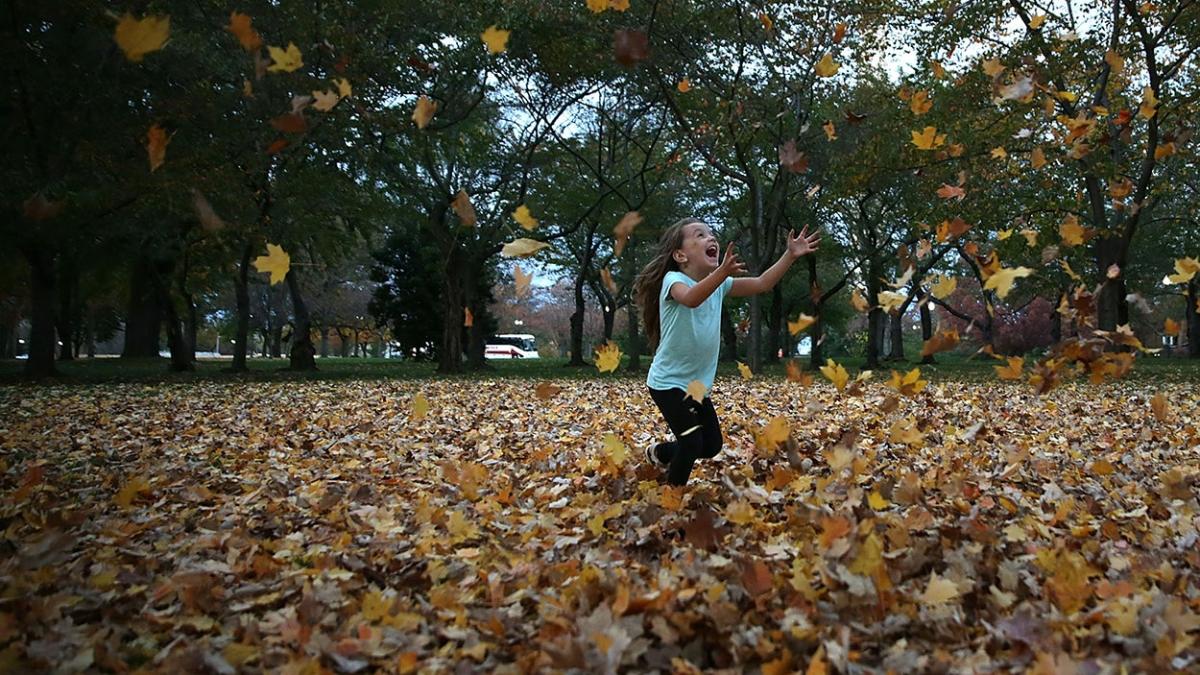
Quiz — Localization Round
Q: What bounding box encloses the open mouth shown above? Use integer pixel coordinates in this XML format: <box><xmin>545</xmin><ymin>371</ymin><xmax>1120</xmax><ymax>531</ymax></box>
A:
<box><xmin>705</xmin><ymin>244</ymin><xmax>719</xmax><ymax>259</ymax></box>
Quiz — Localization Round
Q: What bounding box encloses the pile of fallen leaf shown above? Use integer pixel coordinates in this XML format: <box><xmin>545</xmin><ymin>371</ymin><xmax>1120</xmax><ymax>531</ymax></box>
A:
<box><xmin>1</xmin><ymin>377</ymin><xmax>1199</xmax><ymax>673</ymax></box>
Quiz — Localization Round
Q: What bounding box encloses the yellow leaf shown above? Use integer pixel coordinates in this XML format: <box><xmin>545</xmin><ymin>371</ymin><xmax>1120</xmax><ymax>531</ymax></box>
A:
<box><xmin>737</xmin><ymin>361</ymin><xmax>753</xmax><ymax>380</ymax></box>
<box><xmin>1139</xmin><ymin>86</ymin><xmax>1159</xmax><ymax>119</ymax></box>
<box><xmin>994</xmin><ymin>356</ymin><xmax>1024</xmax><ymax>380</ymax></box>
<box><xmin>500</xmin><ymin>238</ymin><xmax>550</xmax><ymax>258</ymax></box>
<box><xmin>983</xmin><ymin>266</ymin><xmax>1033</xmax><ymax>299</ymax></box>
<box><xmin>311</xmin><ymin>89</ymin><xmax>340</xmax><ymax>112</ymax></box>
<box><xmin>1164</xmin><ymin>317</ymin><xmax>1181</xmax><ymax>336</ymax></box>
<box><xmin>609</xmin><ymin>0</ymin><xmax>630</xmax><ymax>12</ymax></box>
<box><xmin>146</xmin><ymin>124</ymin><xmax>170</xmax><ymax>172</ymax></box>
<box><xmin>931</xmin><ymin>275</ymin><xmax>957</xmax><ymax>299</ymax></box>
<box><xmin>1029</xmin><ymin>14</ymin><xmax>1046</xmax><ymax>29</ymax></box>
<box><xmin>981</xmin><ymin>58</ymin><xmax>1005</xmax><ymax>78</ymax></box>
<box><xmin>920</xmin><ymin>573</ymin><xmax>960</xmax><ymax>605</ymax></box>
<box><xmin>788</xmin><ymin>313</ymin><xmax>815</xmax><ymax>335</ymax></box>
<box><xmin>889</xmin><ymin>417</ymin><xmax>923</xmax><ymax>446</ymax></box>
<box><xmin>335</xmin><ymin>78</ymin><xmax>352</xmax><ymax>98</ymax></box>
<box><xmin>1020</xmin><ymin>229</ymin><xmax>1039</xmax><ymax>247</ymax></box>
<box><xmin>513</xmin><ymin>205</ymin><xmax>539</xmax><ymax>231</ymax></box>
<box><xmin>361</xmin><ymin>589</ymin><xmax>394</xmax><ymax>622</ymax></box>
<box><xmin>725</xmin><ymin>500</ymin><xmax>755</xmax><ymax>525</ymax></box>
<box><xmin>997</xmin><ymin>229</ymin><xmax>1013</xmax><ymax>241</ymax></box>
<box><xmin>910</xmin><ymin>126</ymin><xmax>946</xmax><ymax>150</ymax></box>
<box><xmin>411</xmin><ymin>393</ymin><xmax>429</xmax><ymax>421</ymax></box>
<box><xmin>446</xmin><ymin>510</ymin><xmax>478</xmax><ymax>542</ymax></box>
<box><xmin>848</xmin><ymin>532</ymin><xmax>884</xmax><ymax>577</ymax></box>
<box><xmin>1105</xmin><ymin>50</ymin><xmax>1125</xmax><ymax>74</ymax></box>
<box><xmin>227</xmin><ymin>12</ymin><xmax>262</xmax><ymax>52</ymax></box>
<box><xmin>412</xmin><ymin>95</ymin><xmax>437</xmax><ymax>129</ymax></box>
<box><xmin>1059</xmin><ymin>214</ymin><xmax>1085</xmax><ymax>246</ymax></box>
<box><xmin>850</xmin><ymin>288</ymin><xmax>870</xmax><ymax>312</ymax></box>
<box><xmin>267</xmin><ymin>42</ymin><xmax>304</xmax><ymax>73</ymax></box>
<box><xmin>823</xmin><ymin>120</ymin><xmax>837</xmax><ymax>141</ymax></box>
<box><xmin>814</xmin><ymin>53</ymin><xmax>840</xmax><ymax>78</ymax></box>
<box><xmin>115</xmin><ymin>13</ymin><xmax>169</xmax><ymax>62</ymax></box>
<box><xmin>1155</xmin><ymin>142</ymin><xmax>1176</xmax><ymax>160</ymax></box>
<box><xmin>513</xmin><ymin>265</ymin><xmax>533</xmax><ymax>298</ymax></box>
<box><xmin>887</xmin><ymin>368</ymin><xmax>927</xmax><ymax>396</ymax></box>
<box><xmin>877</xmin><ymin>290</ymin><xmax>905</xmax><ymax>313</ymax></box>
<box><xmin>991</xmin><ymin>146</ymin><xmax>1007</xmax><ymax>159</ymax></box>
<box><xmin>586</xmin><ymin>0</ymin><xmax>608</xmax><ymax>13</ymax></box>
<box><xmin>601</xmin><ymin>433</ymin><xmax>628</xmax><ymax>466</ymax></box>
<box><xmin>1030</xmin><ymin>147</ymin><xmax>1047</xmax><ymax>169</ymax></box>
<box><xmin>114</xmin><ymin>476</ymin><xmax>151</xmax><ymax>509</ymax></box>
<box><xmin>819</xmin><ymin>359</ymin><xmax>849</xmax><ymax>392</ymax></box>
<box><xmin>685</xmin><ymin>380</ymin><xmax>707</xmax><ymax>403</ymax></box>
<box><xmin>910</xmin><ymin>90</ymin><xmax>932</xmax><ymax>115</ymax></box>
<box><xmin>595</xmin><ymin>341</ymin><xmax>621</xmax><ymax>373</ymax></box>
<box><xmin>481</xmin><ymin>25</ymin><xmax>510</xmax><ymax>54</ymax></box>
<box><xmin>757</xmin><ymin>416</ymin><xmax>789</xmax><ymax>449</ymax></box>
<box><xmin>1166</xmin><ymin>257</ymin><xmax>1199</xmax><ymax>284</ymax></box>
<box><xmin>867</xmin><ymin>491</ymin><xmax>890</xmax><ymax>510</ymax></box>
<box><xmin>253</xmin><ymin>243</ymin><xmax>291</xmax><ymax>285</ymax></box>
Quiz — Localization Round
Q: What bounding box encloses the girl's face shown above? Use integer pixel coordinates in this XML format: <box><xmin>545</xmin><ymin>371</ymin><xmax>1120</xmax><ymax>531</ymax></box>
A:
<box><xmin>673</xmin><ymin>222</ymin><xmax>720</xmax><ymax>274</ymax></box>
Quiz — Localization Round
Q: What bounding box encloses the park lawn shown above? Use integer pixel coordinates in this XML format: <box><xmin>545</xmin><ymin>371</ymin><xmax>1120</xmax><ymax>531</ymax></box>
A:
<box><xmin>1</xmin><ymin>375</ymin><xmax>1199</xmax><ymax>671</ymax></box>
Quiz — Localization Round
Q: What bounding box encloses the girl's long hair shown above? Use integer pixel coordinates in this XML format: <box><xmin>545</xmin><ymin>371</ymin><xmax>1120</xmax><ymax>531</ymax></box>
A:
<box><xmin>634</xmin><ymin>217</ymin><xmax>702</xmax><ymax>348</ymax></box>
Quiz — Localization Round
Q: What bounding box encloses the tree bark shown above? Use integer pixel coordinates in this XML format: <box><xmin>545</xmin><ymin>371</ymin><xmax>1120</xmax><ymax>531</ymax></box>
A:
<box><xmin>122</xmin><ymin>256</ymin><xmax>162</xmax><ymax>358</ymax></box>
<box><xmin>270</xmin><ymin>323</ymin><xmax>283</xmax><ymax>358</ymax></box>
<box><xmin>160</xmin><ymin>273</ymin><xmax>194</xmax><ymax>372</ymax></box>
<box><xmin>865</xmin><ymin>261</ymin><xmax>882</xmax><ymax>369</ymax></box>
<box><xmin>437</xmin><ymin>264</ymin><xmax>464</xmax><ymax>374</ymax></box>
<box><xmin>888</xmin><ymin>312</ymin><xmax>905</xmax><ymax>361</ymax></box>
<box><xmin>230</xmin><ymin>242</ymin><xmax>252</xmax><ymax>372</ymax></box>
<box><xmin>319</xmin><ymin>328</ymin><xmax>329</xmax><ymax>357</ymax></box>
<box><xmin>285</xmin><ymin>269</ymin><xmax>316</xmax><ymax>371</ymax></box>
<box><xmin>1095</xmin><ymin>236</ymin><xmax>1129</xmax><ymax>330</ymax></box>
<box><xmin>56</xmin><ymin>254</ymin><xmax>77</xmax><ymax>361</ymax></box>
<box><xmin>568</xmin><ymin>264</ymin><xmax>588</xmax><ymax>367</ymax></box>
<box><xmin>1187</xmin><ymin>279</ymin><xmax>1199</xmax><ymax>359</ymax></box>
<box><xmin>24</xmin><ymin>247</ymin><xmax>58</xmax><ymax>377</ymax></box>
<box><xmin>919</xmin><ymin>296</ymin><xmax>934</xmax><ymax>364</ymax></box>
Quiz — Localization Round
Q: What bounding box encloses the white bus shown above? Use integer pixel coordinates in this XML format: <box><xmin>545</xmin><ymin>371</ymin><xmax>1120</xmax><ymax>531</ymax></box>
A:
<box><xmin>485</xmin><ymin>333</ymin><xmax>540</xmax><ymax>359</ymax></box>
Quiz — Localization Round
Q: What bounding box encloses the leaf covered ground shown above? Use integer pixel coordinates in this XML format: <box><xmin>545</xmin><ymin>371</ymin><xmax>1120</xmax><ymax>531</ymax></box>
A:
<box><xmin>2</xmin><ymin>377</ymin><xmax>1199</xmax><ymax>673</ymax></box>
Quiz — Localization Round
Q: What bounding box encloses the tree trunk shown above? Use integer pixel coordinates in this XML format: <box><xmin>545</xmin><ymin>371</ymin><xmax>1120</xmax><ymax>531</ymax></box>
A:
<box><xmin>865</xmin><ymin>262</ymin><xmax>882</xmax><ymax>368</ymax></box>
<box><xmin>720</xmin><ymin>308</ymin><xmax>738</xmax><ymax>361</ymax></box>
<box><xmin>160</xmin><ymin>276</ymin><xmax>194</xmax><ymax>373</ymax></box>
<box><xmin>437</xmin><ymin>266</ymin><xmax>464</xmax><ymax>374</ymax></box>
<box><xmin>888</xmin><ymin>311</ymin><xmax>905</xmax><ymax>361</ymax></box>
<box><xmin>231</xmin><ymin>243</ymin><xmax>252</xmax><ymax>373</ymax></box>
<box><xmin>1095</xmin><ymin>237</ymin><xmax>1128</xmax><ymax>331</ymax></box>
<box><xmin>270</xmin><ymin>323</ymin><xmax>283</xmax><ymax>358</ymax></box>
<box><xmin>1187</xmin><ymin>279</ymin><xmax>1199</xmax><ymax>359</ymax></box>
<box><xmin>626</xmin><ymin>300</ymin><xmax>641</xmax><ymax>371</ymax></box>
<box><xmin>56</xmin><ymin>254</ymin><xmax>77</xmax><ymax>361</ymax></box>
<box><xmin>340</xmin><ymin>328</ymin><xmax>351</xmax><ymax>357</ymax></box>
<box><xmin>919</xmin><ymin>296</ymin><xmax>934</xmax><ymax>364</ymax></box>
<box><xmin>123</xmin><ymin>256</ymin><xmax>162</xmax><ymax>358</ymax></box>
<box><xmin>568</xmin><ymin>266</ymin><xmax>587</xmax><ymax>367</ymax></box>
<box><xmin>25</xmin><ymin>248</ymin><xmax>58</xmax><ymax>377</ymax></box>
<box><xmin>285</xmin><ymin>270</ymin><xmax>316</xmax><ymax>371</ymax></box>
<box><xmin>0</xmin><ymin>320</ymin><xmax>12</xmax><ymax>359</ymax></box>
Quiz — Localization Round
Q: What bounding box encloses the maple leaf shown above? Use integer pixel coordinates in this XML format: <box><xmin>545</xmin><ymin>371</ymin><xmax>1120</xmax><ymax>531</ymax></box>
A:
<box><xmin>513</xmin><ymin>265</ymin><xmax>533</xmax><ymax>298</ymax></box>
<box><xmin>115</xmin><ymin>13</ymin><xmax>169</xmax><ymax>62</ymax></box>
<box><xmin>146</xmin><ymin>124</ymin><xmax>170</xmax><ymax>172</ymax></box>
<box><xmin>450</xmin><ymin>190</ymin><xmax>477</xmax><ymax>226</ymax></box>
<box><xmin>500</xmin><ymin>238</ymin><xmax>549</xmax><ymax>258</ymax></box>
<box><xmin>995</xmin><ymin>356</ymin><xmax>1024</xmax><ymax>380</ymax></box>
<box><xmin>685</xmin><ymin>380</ymin><xmax>707</xmax><ymax>403</ymax></box>
<box><xmin>612</xmin><ymin>211</ymin><xmax>642</xmax><ymax>257</ymax></box>
<box><xmin>814</xmin><ymin>53</ymin><xmax>840</xmax><ymax>78</ymax></box>
<box><xmin>983</xmin><ymin>266</ymin><xmax>1033</xmax><ymax>299</ymax></box>
<box><xmin>868</xmin><ymin>491</ymin><xmax>890</xmax><ymax>510</ymax></box>
<box><xmin>788</xmin><ymin>313</ymin><xmax>815</xmax><ymax>335</ymax></box>
<box><xmin>785</xmin><ymin>360</ymin><xmax>812</xmax><ymax>385</ymax></box>
<box><xmin>1058</xmin><ymin>215</ymin><xmax>1085</xmax><ymax>246</ymax></box>
<box><xmin>311</xmin><ymin>90</ymin><xmax>340</xmax><ymax>112</ymax></box>
<box><xmin>756</xmin><ymin>416</ymin><xmax>789</xmax><ymax>450</ymax></box>
<box><xmin>586</xmin><ymin>0</ymin><xmax>608</xmax><ymax>13</ymax></box>
<box><xmin>936</xmin><ymin>183</ymin><xmax>966</xmax><ymax>200</ymax></box>
<box><xmin>1030</xmin><ymin>146</ymin><xmax>1047</xmax><ymax>169</ymax></box>
<box><xmin>850</xmin><ymin>288</ymin><xmax>870</xmax><ymax>312</ymax></box>
<box><xmin>878</xmin><ymin>290</ymin><xmax>906</xmax><ymax>313</ymax></box>
<box><xmin>595</xmin><ymin>341</ymin><xmax>621</xmax><ymax>372</ymax></box>
<box><xmin>887</xmin><ymin>368</ymin><xmax>927</xmax><ymax>396</ymax></box>
<box><xmin>227</xmin><ymin>12</ymin><xmax>262</xmax><ymax>52</ymax></box>
<box><xmin>114</xmin><ymin>476</ymin><xmax>151</xmax><ymax>509</ymax></box>
<box><xmin>1167</xmin><ymin>257</ymin><xmax>1199</xmax><ymax>284</ymax></box>
<box><xmin>253</xmin><ymin>243</ymin><xmax>290</xmax><ymax>285</ymax></box>
<box><xmin>1154</xmin><ymin>142</ymin><xmax>1176</xmax><ymax>160</ymax></box>
<box><xmin>600</xmin><ymin>266</ymin><xmax>617</xmax><ymax>294</ymax></box>
<box><xmin>267</xmin><ymin>42</ymin><xmax>304</xmax><ymax>73</ymax></box>
<box><xmin>921</xmin><ymin>328</ymin><xmax>959</xmax><ymax>357</ymax></box>
<box><xmin>931</xmin><ymin>59</ymin><xmax>946</xmax><ymax>78</ymax></box>
<box><xmin>931</xmin><ymin>275</ymin><xmax>957</xmax><ymax>299</ymax></box>
<box><xmin>412</xmin><ymin>95</ymin><xmax>437</xmax><ymax>129</ymax></box>
<box><xmin>911</xmin><ymin>126</ymin><xmax>946</xmax><ymax>150</ymax></box>
<box><xmin>833</xmin><ymin>22</ymin><xmax>848</xmax><ymax>43</ymax></box>
<box><xmin>512</xmin><ymin>205</ymin><xmax>538</xmax><ymax>231</ymax></box>
<box><xmin>820</xmin><ymin>359</ymin><xmax>850</xmax><ymax>391</ymax></box>
<box><xmin>737</xmin><ymin>361</ymin><xmax>753</xmax><ymax>380</ymax></box>
<box><xmin>910</xmin><ymin>90</ymin><xmax>932</xmax><ymax>115</ymax></box>
<box><xmin>601</xmin><ymin>433</ymin><xmax>627</xmax><ymax>466</ymax></box>
<box><xmin>1020</xmin><ymin>229</ymin><xmax>1039</xmax><ymax>246</ymax></box>
<box><xmin>726</xmin><ymin>500</ymin><xmax>755</xmax><ymax>525</ymax></box>
<box><xmin>335</xmin><ymin>78</ymin><xmax>352</xmax><ymax>98</ymax></box>
<box><xmin>920</xmin><ymin>573</ymin><xmax>960</xmax><ymax>605</ymax></box>
<box><xmin>991</xmin><ymin>146</ymin><xmax>1008</xmax><ymax>159</ymax></box>
<box><xmin>481</xmin><ymin>25</ymin><xmax>510</xmax><ymax>54</ymax></box>
<box><xmin>609</xmin><ymin>0</ymin><xmax>631</xmax><ymax>11</ymax></box>
<box><xmin>1139</xmin><ymin>86</ymin><xmax>1159</xmax><ymax>119</ymax></box>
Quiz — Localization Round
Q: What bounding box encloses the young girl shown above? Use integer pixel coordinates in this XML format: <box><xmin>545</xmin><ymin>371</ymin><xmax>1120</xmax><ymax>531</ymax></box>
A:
<box><xmin>634</xmin><ymin>217</ymin><xmax>820</xmax><ymax>486</ymax></box>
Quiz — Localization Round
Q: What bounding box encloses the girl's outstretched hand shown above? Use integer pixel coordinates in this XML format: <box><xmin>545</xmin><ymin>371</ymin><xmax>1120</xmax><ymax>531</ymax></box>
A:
<box><xmin>787</xmin><ymin>225</ymin><xmax>822</xmax><ymax>258</ymax></box>
<box><xmin>719</xmin><ymin>242</ymin><xmax>748</xmax><ymax>277</ymax></box>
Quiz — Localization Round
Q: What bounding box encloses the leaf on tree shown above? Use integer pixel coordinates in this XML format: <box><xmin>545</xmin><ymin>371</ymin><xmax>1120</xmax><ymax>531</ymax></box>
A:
<box><xmin>613</xmin><ymin>29</ymin><xmax>649</xmax><ymax>68</ymax></box>
<box><xmin>227</xmin><ymin>11</ymin><xmax>262</xmax><ymax>52</ymax></box>
<box><xmin>513</xmin><ymin>205</ymin><xmax>538</xmax><ymax>231</ymax></box>
<box><xmin>501</xmin><ymin>238</ymin><xmax>549</xmax><ymax>258</ymax></box>
<box><xmin>115</xmin><ymin>13</ymin><xmax>169</xmax><ymax>62</ymax></box>
<box><xmin>253</xmin><ymin>244</ymin><xmax>291</xmax><ymax>285</ymax></box>
<box><xmin>267</xmin><ymin>42</ymin><xmax>304</xmax><ymax>73</ymax></box>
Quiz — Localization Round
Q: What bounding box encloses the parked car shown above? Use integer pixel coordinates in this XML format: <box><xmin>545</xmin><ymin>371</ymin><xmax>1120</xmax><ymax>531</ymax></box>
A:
<box><xmin>485</xmin><ymin>334</ymin><xmax>539</xmax><ymax>359</ymax></box>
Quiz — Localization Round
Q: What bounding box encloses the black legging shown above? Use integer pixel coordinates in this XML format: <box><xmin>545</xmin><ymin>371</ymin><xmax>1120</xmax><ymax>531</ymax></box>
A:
<box><xmin>648</xmin><ymin>387</ymin><xmax>723</xmax><ymax>486</ymax></box>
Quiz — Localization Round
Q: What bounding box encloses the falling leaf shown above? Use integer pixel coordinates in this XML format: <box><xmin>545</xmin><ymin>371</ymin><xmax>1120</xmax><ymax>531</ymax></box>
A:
<box><xmin>22</xmin><ymin>193</ymin><xmax>64</xmax><ymax>221</ymax></box>
<box><xmin>311</xmin><ymin>90</ymin><xmax>340</xmax><ymax>112</ymax></box>
<box><xmin>265</xmin><ymin>138</ymin><xmax>289</xmax><ymax>155</ymax></box>
<box><xmin>481</xmin><ymin>25</ymin><xmax>510</xmax><ymax>54</ymax></box>
<box><xmin>832</xmin><ymin>22</ymin><xmax>848</xmax><ymax>43</ymax></box>
<box><xmin>778</xmin><ymin>140</ymin><xmax>809</xmax><ymax>173</ymax></box>
<box><xmin>878</xmin><ymin>290</ymin><xmax>906</xmax><ymax>313</ymax></box>
<box><xmin>991</xmin><ymin>146</ymin><xmax>1008</xmax><ymax>159</ymax></box>
<box><xmin>412</xmin><ymin>95</ymin><xmax>437</xmax><ymax>129</ymax></box>
<box><xmin>1029</xmin><ymin>14</ymin><xmax>1046</xmax><ymax>28</ymax></box>
<box><xmin>513</xmin><ymin>265</ymin><xmax>533</xmax><ymax>297</ymax></box>
<box><xmin>270</xmin><ymin>112</ymin><xmax>308</xmax><ymax>134</ymax></box>
<box><xmin>600</xmin><ymin>266</ymin><xmax>617</xmax><ymax>295</ymax></box>
<box><xmin>602</xmin><ymin>433</ymin><xmax>628</xmax><ymax>466</ymax></box>
<box><xmin>411</xmin><ymin>393</ymin><xmax>429</xmax><ymax>421</ymax></box>
<box><xmin>1105</xmin><ymin>50</ymin><xmax>1125</xmax><ymax>74</ymax></box>
<box><xmin>737</xmin><ymin>362</ymin><xmax>753</xmax><ymax>380</ymax></box>
<box><xmin>513</xmin><ymin>205</ymin><xmax>538</xmax><ymax>231</ymax></box>
<box><xmin>756</xmin><ymin>416</ymin><xmax>789</xmax><ymax>450</ymax></box>
<box><xmin>822</xmin><ymin>121</ymin><xmax>837</xmax><ymax>141</ymax></box>
<box><xmin>191</xmin><ymin>190</ymin><xmax>225</xmax><ymax>232</ymax></box>
<box><xmin>786</xmin><ymin>360</ymin><xmax>812</xmax><ymax>385</ymax></box>
<box><xmin>146</xmin><ymin>124</ymin><xmax>170</xmax><ymax>172</ymax></box>
<box><xmin>1167</xmin><ymin>257</ymin><xmax>1199</xmax><ymax>284</ymax></box>
<box><xmin>759</xmin><ymin>13</ymin><xmax>774</xmax><ymax>32</ymax></box>
<box><xmin>1139</xmin><ymin>86</ymin><xmax>1158</xmax><ymax>119</ymax></box>
<box><xmin>820</xmin><ymin>359</ymin><xmax>850</xmax><ymax>392</ymax></box>
<box><xmin>254</xmin><ymin>244</ymin><xmax>291</xmax><ymax>285</ymax></box>
<box><xmin>463</xmin><ymin>307</ymin><xmax>474</xmax><ymax>328</ymax></box>
<box><xmin>1058</xmin><ymin>215</ymin><xmax>1085</xmax><ymax>246</ymax></box>
<box><xmin>267</xmin><ymin>42</ymin><xmax>304</xmax><ymax>73</ymax></box>
<box><xmin>788</xmin><ymin>314</ymin><xmax>815</xmax><ymax>335</ymax></box>
<box><xmin>535</xmin><ymin>382</ymin><xmax>561</xmax><ymax>400</ymax></box>
<box><xmin>677</xmin><ymin>77</ymin><xmax>691</xmax><ymax>93</ymax></box>
<box><xmin>850</xmin><ymin>288</ymin><xmax>870</xmax><ymax>312</ymax></box>
<box><xmin>931</xmin><ymin>275</ymin><xmax>957</xmax><ymax>299</ymax></box>
<box><xmin>586</xmin><ymin>0</ymin><xmax>608</xmax><ymax>12</ymax></box>
<box><xmin>995</xmin><ymin>356</ymin><xmax>1024</xmax><ymax>380</ymax></box>
<box><xmin>452</xmin><ymin>190</ymin><xmax>477</xmax><ymax>226</ymax></box>
<box><xmin>931</xmin><ymin>60</ymin><xmax>946</xmax><ymax>78</ymax></box>
<box><xmin>981</xmin><ymin>58</ymin><xmax>1005</xmax><ymax>78</ymax></box>
<box><xmin>1020</xmin><ymin>229</ymin><xmax>1039</xmax><ymax>246</ymax></box>
<box><xmin>227</xmin><ymin>12</ymin><xmax>262</xmax><ymax>52</ymax></box>
<box><xmin>501</xmin><ymin>238</ymin><xmax>550</xmax><ymax>258</ymax></box>
<box><xmin>1154</xmin><ymin>142</ymin><xmax>1176</xmax><ymax>160</ymax></box>
<box><xmin>936</xmin><ymin>183</ymin><xmax>966</xmax><ymax>200</ymax></box>
<box><xmin>983</xmin><ymin>266</ymin><xmax>1034</xmax><ymax>299</ymax></box>
<box><xmin>1030</xmin><ymin>147</ymin><xmax>1047</xmax><ymax>169</ymax></box>
<box><xmin>922</xmin><ymin>328</ymin><xmax>959</xmax><ymax>357</ymax></box>
<box><xmin>1150</xmin><ymin>393</ymin><xmax>1170</xmax><ymax>422</ymax></box>
<box><xmin>115</xmin><ymin>13</ymin><xmax>169</xmax><ymax>62</ymax></box>
<box><xmin>685</xmin><ymin>380</ymin><xmax>707</xmax><ymax>403</ymax></box>
<box><xmin>814</xmin><ymin>53</ymin><xmax>840</xmax><ymax>77</ymax></box>
<box><xmin>910</xmin><ymin>90</ymin><xmax>932</xmax><ymax>115</ymax></box>
<box><xmin>335</xmin><ymin>78</ymin><xmax>352</xmax><ymax>98</ymax></box>
<box><xmin>920</xmin><ymin>573</ymin><xmax>961</xmax><ymax>605</ymax></box>
<box><xmin>911</xmin><ymin>126</ymin><xmax>946</xmax><ymax>150</ymax></box>
<box><xmin>595</xmin><ymin>341</ymin><xmax>621</xmax><ymax>372</ymax></box>
<box><xmin>114</xmin><ymin>476</ymin><xmax>151</xmax><ymax>509</ymax></box>
<box><xmin>868</xmin><ymin>491</ymin><xmax>890</xmax><ymax>510</ymax></box>
<box><xmin>887</xmin><ymin>368</ymin><xmax>927</xmax><ymax>397</ymax></box>
<box><xmin>613</xmin><ymin>211</ymin><xmax>642</xmax><ymax>257</ymax></box>
<box><xmin>613</xmin><ymin>28</ymin><xmax>649</xmax><ymax>68</ymax></box>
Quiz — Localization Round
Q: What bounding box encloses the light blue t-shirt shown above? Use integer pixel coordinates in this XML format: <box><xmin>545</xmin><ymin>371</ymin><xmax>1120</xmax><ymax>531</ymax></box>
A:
<box><xmin>646</xmin><ymin>270</ymin><xmax>734</xmax><ymax>392</ymax></box>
